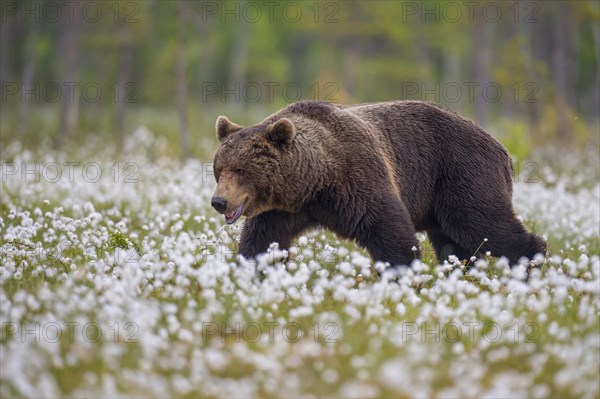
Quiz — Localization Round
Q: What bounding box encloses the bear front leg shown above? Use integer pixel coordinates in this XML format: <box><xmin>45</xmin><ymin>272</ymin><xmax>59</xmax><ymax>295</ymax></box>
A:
<box><xmin>239</xmin><ymin>210</ymin><xmax>314</xmax><ymax>259</ymax></box>
<box><xmin>354</xmin><ymin>197</ymin><xmax>420</xmax><ymax>267</ymax></box>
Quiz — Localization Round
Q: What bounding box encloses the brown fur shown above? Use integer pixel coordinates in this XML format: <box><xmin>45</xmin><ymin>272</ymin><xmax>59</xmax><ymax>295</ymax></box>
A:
<box><xmin>212</xmin><ymin>100</ymin><xmax>547</xmax><ymax>266</ymax></box>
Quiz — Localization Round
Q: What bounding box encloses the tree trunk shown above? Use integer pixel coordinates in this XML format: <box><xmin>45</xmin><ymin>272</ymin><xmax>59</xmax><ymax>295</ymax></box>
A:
<box><xmin>59</xmin><ymin>12</ymin><xmax>80</xmax><ymax>144</ymax></box>
<box><xmin>19</xmin><ymin>7</ymin><xmax>40</xmax><ymax>132</ymax></box>
<box><xmin>289</xmin><ymin>34</ymin><xmax>310</xmax><ymax>93</ymax></box>
<box><xmin>0</xmin><ymin>9</ymin><xmax>12</xmax><ymax>89</ymax></box>
<box><xmin>341</xmin><ymin>42</ymin><xmax>359</xmax><ymax>101</ymax></box>
<box><xmin>501</xmin><ymin>20</ymin><xmax>518</xmax><ymax>120</ymax></box>
<box><xmin>176</xmin><ymin>0</ymin><xmax>190</xmax><ymax>160</ymax></box>
<box><xmin>471</xmin><ymin>18</ymin><xmax>493</xmax><ymax>127</ymax></box>
<box><xmin>551</xmin><ymin>2</ymin><xmax>575</xmax><ymax>140</ymax></box>
<box><xmin>586</xmin><ymin>24</ymin><xmax>600</xmax><ymax>122</ymax></box>
<box><xmin>115</xmin><ymin>28</ymin><xmax>134</xmax><ymax>143</ymax></box>
<box><xmin>229</xmin><ymin>20</ymin><xmax>251</xmax><ymax>113</ymax></box>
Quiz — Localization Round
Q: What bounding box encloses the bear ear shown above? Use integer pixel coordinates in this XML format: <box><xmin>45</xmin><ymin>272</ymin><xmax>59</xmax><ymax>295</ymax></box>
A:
<box><xmin>266</xmin><ymin>118</ymin><xmax>296</xmax><ymax>146</ymax></box>
<box><xmin>216</xmin><ymin>115</ymin><xmax>243</xmax><ymax>143</ymax></box>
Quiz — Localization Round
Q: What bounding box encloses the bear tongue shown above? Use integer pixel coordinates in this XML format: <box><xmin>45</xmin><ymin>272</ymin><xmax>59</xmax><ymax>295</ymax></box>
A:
<box><xmin>225</xmin><ymin>201</ymin><xmax>245</xmax><ymax>224</ymax></box>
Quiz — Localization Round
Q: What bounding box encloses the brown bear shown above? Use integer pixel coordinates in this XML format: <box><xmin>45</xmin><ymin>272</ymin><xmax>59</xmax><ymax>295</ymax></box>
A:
<box><xmin>211</xmin><ymin>100</ymin><xmax>546</xmax><ymax>267</ymax></box>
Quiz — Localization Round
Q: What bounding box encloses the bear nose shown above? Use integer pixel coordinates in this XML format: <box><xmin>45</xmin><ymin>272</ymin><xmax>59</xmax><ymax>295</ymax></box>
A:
<box><xmin>211</xmin><ymin>196</ymin><xmax>228</xmax><ymax>213</ymax></box>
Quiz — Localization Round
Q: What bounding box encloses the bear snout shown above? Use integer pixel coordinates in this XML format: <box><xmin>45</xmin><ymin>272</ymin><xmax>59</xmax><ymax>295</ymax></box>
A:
<box><xmin>211</xmin><ymin>196</ymin><xmax>228</xmax><ymax>214</ymax></box>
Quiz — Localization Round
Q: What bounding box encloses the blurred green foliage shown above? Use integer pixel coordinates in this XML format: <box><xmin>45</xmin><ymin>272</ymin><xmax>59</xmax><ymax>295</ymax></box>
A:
<box><xmin>0</xmin><ymin>0</ymin><xmax>599</xmax><ymax>158</ymax></box>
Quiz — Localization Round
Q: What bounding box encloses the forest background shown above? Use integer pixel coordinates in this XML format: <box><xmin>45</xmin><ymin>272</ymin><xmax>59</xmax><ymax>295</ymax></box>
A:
<box><xmin>1</xmin><ymin>0</ymin><xmax>599</xmax><ymax>161</ymax></box>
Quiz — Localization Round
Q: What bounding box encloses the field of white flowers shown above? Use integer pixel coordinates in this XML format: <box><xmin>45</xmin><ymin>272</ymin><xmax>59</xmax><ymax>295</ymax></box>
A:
<box><xmin>1</xmin><ymin>131</ymin><xmax>599</xmax><ymax>398</ymax></box>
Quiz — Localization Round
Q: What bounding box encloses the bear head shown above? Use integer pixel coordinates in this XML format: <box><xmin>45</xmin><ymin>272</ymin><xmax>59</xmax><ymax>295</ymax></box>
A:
<box><xmin>211</xmin><ymin>115</ymin><xmax>296</xmax><ymax>224</ymax></box>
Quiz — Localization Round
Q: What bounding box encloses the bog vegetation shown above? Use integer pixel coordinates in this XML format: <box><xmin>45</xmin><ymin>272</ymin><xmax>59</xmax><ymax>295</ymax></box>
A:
<box><xmin>1</xmin><ymin>134</ymin><xmax>598</xmax><ymax>397</ymax></box>
<box><xmin>1</xmin><ymin>1</ymin><xmax>599</xmax><ymax>397</ymax></box>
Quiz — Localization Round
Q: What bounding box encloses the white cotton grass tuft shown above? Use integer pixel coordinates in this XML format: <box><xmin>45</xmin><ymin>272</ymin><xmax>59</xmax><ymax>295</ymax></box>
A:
<box><xmin>0</xmin><ymin>143</ymin><xmax>598</xmax><ymax>398</ymax></box>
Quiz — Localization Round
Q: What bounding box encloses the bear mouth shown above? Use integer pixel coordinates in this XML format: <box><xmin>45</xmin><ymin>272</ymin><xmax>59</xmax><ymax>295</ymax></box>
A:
<box><xmin>225</xmin><ymin>199</ymin><xmax>246</xmax><ymax>224</ymax></box>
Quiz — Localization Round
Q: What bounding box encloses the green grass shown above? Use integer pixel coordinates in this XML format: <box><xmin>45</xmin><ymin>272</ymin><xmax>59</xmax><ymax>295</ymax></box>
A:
<box><xmin>0</xmin><ymin>144</ymin><xmax>598</xmax><ymax>397</ymax></box>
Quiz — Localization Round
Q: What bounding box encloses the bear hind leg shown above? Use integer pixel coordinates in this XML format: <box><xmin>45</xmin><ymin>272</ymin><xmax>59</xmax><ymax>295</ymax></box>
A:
<box><xmin>427</xmin><ymin>229</ymin><xmax>472</xmax><ymax>263</ymax></box>
<box><xmin>481</xmin><ymin>224</ymin><xmax>546</xmax><ymax>265</ymax></box>
<box><xmin>440</xmin><ymin>216</ymin><xmax>546</xmax><ymax>266</ymax></box>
